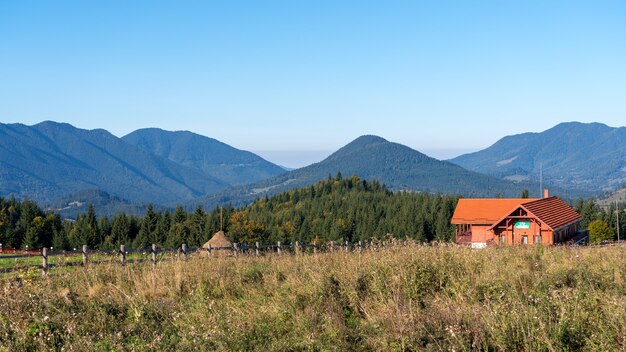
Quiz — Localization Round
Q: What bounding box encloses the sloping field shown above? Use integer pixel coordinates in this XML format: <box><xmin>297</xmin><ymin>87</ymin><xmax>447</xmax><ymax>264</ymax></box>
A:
<box><xmin>0</xmin><ymin>244</ymin><xmax>624</xmax><ymax>351</ymax></box>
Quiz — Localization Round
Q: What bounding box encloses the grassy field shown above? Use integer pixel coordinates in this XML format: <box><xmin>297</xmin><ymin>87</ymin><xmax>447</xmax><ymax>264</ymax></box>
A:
<box><xmin>0</xmin><ymin>244</ymin><xmax>624</xmax><ymax>351</ymax></box>
<box><xmin>0</xmin><ymin>251</ymin><xmax>149</xmax><ymax>271</ymax></box>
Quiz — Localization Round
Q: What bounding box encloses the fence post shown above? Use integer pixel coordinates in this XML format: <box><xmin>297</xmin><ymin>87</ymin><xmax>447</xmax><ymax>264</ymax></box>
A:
<box><xmin>345</xmin><ymin>240</ymin><xmax>349</xmax><ymax>253</ymax></box>
<box><xmin>82</xmin><ymin>245</ymin><xmax>88</xmax><ymax>267</ymax></box>
<box><xmin>359</xmin><ymin>241</ymin><xmax>363</xmax><ymax>254</ymax></box>
<box><xmin>277</xmin><ymin>241</ymin><xmax>282</xmax><ymax>255</ymax></box>
<box><xmin>42</xmin><ymin>247</ymin><xmax>48</xmax><ymax>276</ymax></box>
<box><xmin>151</xmin><ymin>244</ymin><xmax>157</xmax><ymax>268</ymax></box>
<box><xmin>256</xmin><ymin>242</ymin><xmax>260</xmax><ymax>256</ymax></box>
<box><xmin>313</xmin><ymin>241</ymin><xmax>317</xmax><ymax>255</ymax></box>
<box><xmin>120</xmin><ymin>245</ymin><xmax>126</xmax><ymax>266</ymax></box>
<box><xmin>295</xmin><ymin>241</ymin><xmax>300</xmax><ymax>255</ymax></box>
<box><xmin>233</xmin><ymin>243</ymin><xmax>238</xmax><ymax>257</ymax></box>
<box><xmin>181</xmin><ymin>244</ymin><xmax>187</xmax><ymax>260</ymax></box>
<box><xmin>207</xmin><ymin>244</ymin><xmax>212</xmax><ymax>258</ymax></box>
<box><xmin>330</xmin><ymin>241</ymin><xmax>335</xmax><ymax>253</ymax></box>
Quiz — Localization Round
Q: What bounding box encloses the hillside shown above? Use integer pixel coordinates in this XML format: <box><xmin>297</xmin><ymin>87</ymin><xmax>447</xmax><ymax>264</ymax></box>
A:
<box><xmin>231</xmin><ymin>175</ymin><xmax>458</xmax><ymax>244</ymax></box>
<box><xmin>45</xmin><ymin>189</ymin><xmax>159</xmax><ymax>219</ymax></box>
<box><xmin>122</xmin><ymin>128</ymin><xmax>285</xmax><ymax>186</ymax></box>
<box><xmin>192</xmin><ymin>135</ymin><xmax>553</xmax><ymax>209</ymax></box>
<box><xmin>450</xmin><ymin>122</ymin><xmax>626</xmax><ymax>191</ymax></box>
<box><xmin>598</xmin><ymin>187</ymin><xmax>626</xmax><ymax>207</ymax></box>
<box><xmin>0</xmin><ymin>121</ymin><xmax>227</xmax><ymax>205</ymax></box>
<box><xmin>0</xmin><ymin>122</ymin><xmax>286</xmax><ymax>212</ymax></box>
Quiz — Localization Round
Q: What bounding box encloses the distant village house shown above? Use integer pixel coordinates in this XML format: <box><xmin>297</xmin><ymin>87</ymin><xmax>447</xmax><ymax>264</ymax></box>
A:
<box><xmin>451</xmin><ymin>190</ymin><xmax>583</xmax><ymax>248</ymax></box>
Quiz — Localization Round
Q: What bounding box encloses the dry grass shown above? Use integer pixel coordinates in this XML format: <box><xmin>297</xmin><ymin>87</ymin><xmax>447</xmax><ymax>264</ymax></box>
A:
<box><xmin>0</xmin><ymin>244</ymin><xmax>624</xmax><ymax>351</ymax></box>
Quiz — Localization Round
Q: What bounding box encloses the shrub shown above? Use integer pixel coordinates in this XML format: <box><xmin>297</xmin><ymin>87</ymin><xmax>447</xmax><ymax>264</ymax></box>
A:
<box><xmin>588</xmin><ymin>220</ymin><xmax>614</xmax><ymax>244</ymax></box>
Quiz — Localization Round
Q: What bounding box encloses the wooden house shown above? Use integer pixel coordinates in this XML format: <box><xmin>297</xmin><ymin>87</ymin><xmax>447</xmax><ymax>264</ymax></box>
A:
<box><xmin>451</xmin><ymin>190</ymin><xmax>582</xmax><ymax>248</ymax></box>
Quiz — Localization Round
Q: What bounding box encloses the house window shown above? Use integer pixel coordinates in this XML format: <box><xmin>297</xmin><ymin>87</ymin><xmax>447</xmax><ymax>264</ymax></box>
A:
<box><xmin>500</xmin><ymin>234</ymin><xmax>506</xmax><ymax>244</ymax></box>
<box><xmin>522</xmin><ymin>235</ymin><xmax>528</xmax><ymax>245</ymax></box>
<box><xmin>534</xmin><ymin>235</ymin><xmax>541</xmax><ymax>244</ymax></box>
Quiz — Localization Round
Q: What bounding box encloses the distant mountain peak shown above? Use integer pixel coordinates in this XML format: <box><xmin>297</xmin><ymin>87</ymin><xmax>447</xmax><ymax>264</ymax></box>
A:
<box><xmin>33</xmin><ymin>121</ymin><xmax>116</xmax><ymax>138</ymax></box>
<box><xmin>348</xmin><ymin>135</ymin><xmax>389</xmax><ymax>146</ymax></box>
<box><xmin>124</xmin><ymin>128</ymin><xmax>225</xmax><ymax>146</ymax></box>
<box><xmin>554</xmin><ymin>121</ymin><xmax>608</xmax><ymax>127</ymax></box>
<box><xmin>130</xmin><ymin>127</ymin><xmax>196</xmax><ymax>136</ymax></box>
<box><xmin>451</xmin><ymin>121</ymin><xmax>626</xmax><ymax>191</ymax></box>
<box><xmin>34</xmin><ymin>120</ymin><xmax>75</xmax><ymax>129</ymax></box>
<box><xmin>548</xmin><ymin>121</ymin><xmax>612</xmax><ymax>132</ymax></box>
<box><xmin>333</xmin><ymin>135</ymin><xmax>389</xmax><ymax>153</ymax></box>
<box><xmin>353</xmin><ymin>134</ymin><xmax>388</xmax><ymax>143</ymax></box>
<box><xmin>122</xmin><ymin>128</ymin><xmax>285</xmax><ymax>186</ymax></box>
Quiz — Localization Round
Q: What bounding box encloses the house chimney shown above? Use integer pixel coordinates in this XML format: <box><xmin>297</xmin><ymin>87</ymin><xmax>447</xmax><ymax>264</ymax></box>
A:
<box><xmin>543</xmin><ymin>189</ymin><xmax>549</xmax><ymax>198</ymax></box>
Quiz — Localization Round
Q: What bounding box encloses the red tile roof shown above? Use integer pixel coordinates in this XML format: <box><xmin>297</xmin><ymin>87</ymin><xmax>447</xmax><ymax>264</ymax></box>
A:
<box><xmin>452</xmin><ymin>196</ymin><xmax>582</xmax><ymax>230</ymax></box>
<box><xmin>451</xmin><ymin>198</ymin><xmax>539</xmax><ymax>224</ymax></box>
<box><xmin>520</xmin><ymin>197</ymin><xmax>582</xmax><ymax>230</ymax></box>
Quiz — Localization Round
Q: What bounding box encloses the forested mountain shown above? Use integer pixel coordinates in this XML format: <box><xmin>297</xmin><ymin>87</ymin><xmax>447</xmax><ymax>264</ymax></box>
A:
<box><xmin>450</xmin><ymin>122</ymin><xmax>626</xmax><ymax>191</ymax></box>
<box><xmin>192</xmin><ymin>135</ymin><xmax>560</xmax><ymax>209</ymax></box>
<box><xmin>122</xmin><ymin>128</ymin><xmax>285</xmax><ymax>186</ymax></box>
<box><xmin>599</xmin><ymin>187</ymin><xmax>626</xmax><ymax>207</ymax></box>
<box><xmin>0</xmin><ymin>121</ymin><xmax>286</xmax><ymax>211</ymax></box>
<box><xmin>231</xmin><ymin>175</ymin><xmax>458</xmax><ymax>244</ymax></box>
<box><xmin>0</xmin><ymin>121</ymin><xmax>227</xmax><ymax>204</ymax></box>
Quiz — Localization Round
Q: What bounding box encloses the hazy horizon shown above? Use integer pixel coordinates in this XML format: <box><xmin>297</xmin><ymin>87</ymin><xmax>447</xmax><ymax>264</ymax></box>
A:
<box><xmin>1</xmin><ymin>118</ymin><xmax>620</xmax><ymax>168</ymax></box>
<box><xmin>0</xmin><ymin>118</ymin><xmax>480</xmax><ymax>168</ymax></box>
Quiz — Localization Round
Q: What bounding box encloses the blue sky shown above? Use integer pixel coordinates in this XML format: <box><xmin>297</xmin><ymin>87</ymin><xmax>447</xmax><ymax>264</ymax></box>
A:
<box><xmin>1</xmin><ymin>1</ymin><xmax>625</xmax><ymax>167</ymax></box>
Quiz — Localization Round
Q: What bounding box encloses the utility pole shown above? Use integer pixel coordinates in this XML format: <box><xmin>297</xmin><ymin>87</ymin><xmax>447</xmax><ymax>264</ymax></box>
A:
<box><xmin>617</xmin><ymin>201</ymin><xmax>620</xmax><ymax>242</ymax></box>
<box><xmin>539</xmin><ymin>163</ymin><xmax>543</xmax><ymax>198</ymax></box>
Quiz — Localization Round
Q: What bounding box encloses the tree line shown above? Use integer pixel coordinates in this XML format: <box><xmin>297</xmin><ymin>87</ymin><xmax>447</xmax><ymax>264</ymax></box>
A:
<box><xmin>0</xmin><ymin>175</ymin><xmax>458</xmax><ymax>250</ymax></box>
<box><xmin>1</xmin><ymin>175</ymin><xmax>622</xmax><ymax>250</ymax></box>
<box><xmin>0</xmin><ymin>196</ymin><xmax>232</xmax><ymax>251</ymax></box>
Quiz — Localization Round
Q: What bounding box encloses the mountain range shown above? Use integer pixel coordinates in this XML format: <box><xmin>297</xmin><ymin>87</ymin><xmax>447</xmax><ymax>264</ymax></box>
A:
<box><xmin>1</xmin><ymin>121</ymin><xmax>617</xmax><ymax>216</ymax></box>
<box><xmin>0</xmin><ymin>121</ymin><xmax>284</xmax><ymax>209</ymax></box>
<box><xmin>191</xmin><ymin>135</ymin><xmax>573</xmax><ymax>209</ymax></box>
<box><xmin>450</xmin><ymin>122</ymin><xmax>626</xmax><ymax>192</ymax></box>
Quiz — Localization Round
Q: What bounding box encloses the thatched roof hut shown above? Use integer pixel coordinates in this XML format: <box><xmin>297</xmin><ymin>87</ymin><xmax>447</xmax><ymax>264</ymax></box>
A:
<box><xmin>202</xmin><ymin>230</ymin><xmax>233</xmax><ymax>249</ymax></box>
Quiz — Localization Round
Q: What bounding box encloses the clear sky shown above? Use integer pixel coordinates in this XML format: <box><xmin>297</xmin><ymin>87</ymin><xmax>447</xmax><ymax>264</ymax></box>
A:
<box><xmin>1</xmin><ymin>1</ymin><xmax>625</xmax><ymax>167</ymax></box>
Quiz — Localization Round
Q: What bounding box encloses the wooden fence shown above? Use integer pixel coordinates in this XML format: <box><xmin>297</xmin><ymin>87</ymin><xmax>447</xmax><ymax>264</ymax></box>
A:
<box><xmin>1</xmin><ymin>239</ymin><xmax>623</xmax><ymax>277</ymax></box>
<box><xmin>0</xmin><ymin>240</ymin><xmax>395</xmax><ymax>276</ymax></box>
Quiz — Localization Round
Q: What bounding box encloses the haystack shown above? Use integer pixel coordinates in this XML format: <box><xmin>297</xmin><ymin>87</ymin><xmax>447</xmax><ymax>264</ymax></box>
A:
<box><xmin>202</xmin><ymin>230</ymin><xmax>233</xmax><ymax>251</ymax></box>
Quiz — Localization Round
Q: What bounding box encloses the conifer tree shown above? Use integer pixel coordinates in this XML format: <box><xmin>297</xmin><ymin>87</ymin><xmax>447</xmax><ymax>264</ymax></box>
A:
<box><xmin>111</xmin><ymin>213</ymin><xmax>131</xmax><ymax>246</ymax></box>
<box><xmin>51</xmin><ymin>225</ymin><xmax>69</xmax><ymax>250</ymax></box>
